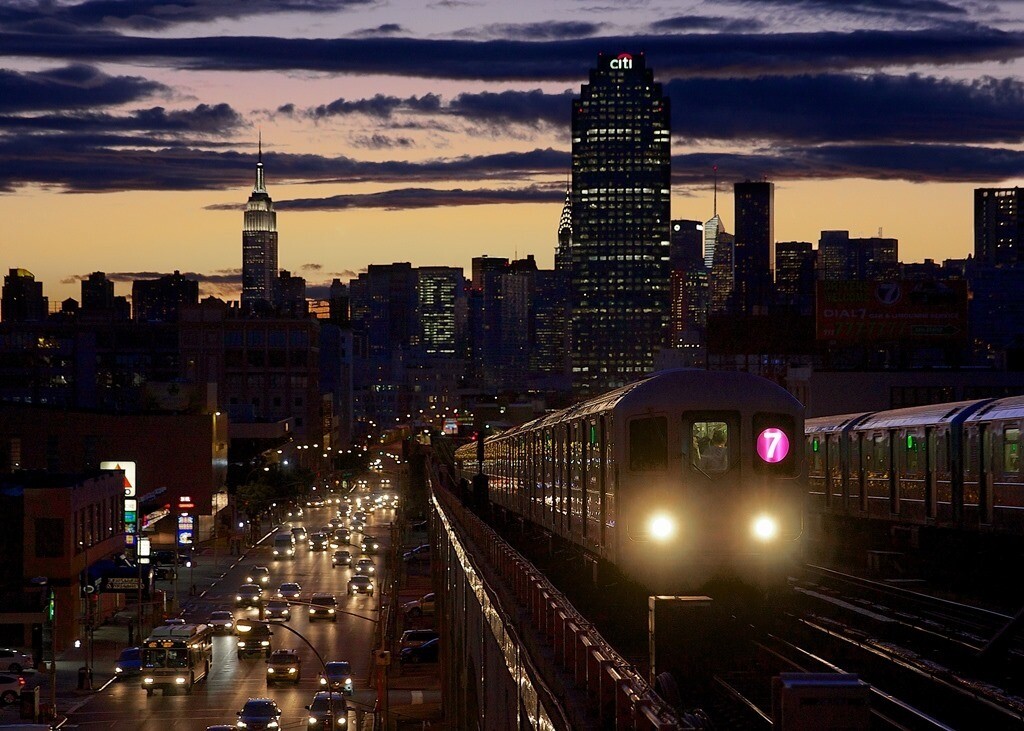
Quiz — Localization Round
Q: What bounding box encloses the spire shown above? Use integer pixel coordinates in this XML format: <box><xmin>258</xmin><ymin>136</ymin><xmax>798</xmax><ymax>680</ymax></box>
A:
<box><xmin>713</xmin><ymin>165</ymin><xmax>718</xmax><ymax>217</ymax></box>
<box><xmin>253</xmin><ymin>132</ymin><xmax>266</xmax><ymax>193</ymax></box>
<box><xmin>558</xmin><ymin>179</ymin><xmax>572</xmax><ymax>239</ymax></box>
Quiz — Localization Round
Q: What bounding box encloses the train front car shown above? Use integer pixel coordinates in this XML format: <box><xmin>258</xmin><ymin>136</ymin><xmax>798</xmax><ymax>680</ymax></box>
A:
<box><xmin>612</xmin><ymin>370</ymin><xmax>804</xmax><ymax>592</ymax></box>
<box><xmin>460</xmin><ymin>369</ymin><xmax>805</xmax><ymax>595</ymax></box>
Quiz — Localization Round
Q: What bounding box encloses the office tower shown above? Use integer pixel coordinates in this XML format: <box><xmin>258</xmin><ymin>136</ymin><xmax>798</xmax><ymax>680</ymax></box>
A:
<box><xmin>570</xmin><ymin>51</ymin><xmax>671</xmax><ymax>395</ymax></box>
<box><xmin>733</xmin><ymin>180</ymin><xmax>775</xmax><ymax>314</ymax></box>
<box><xmin>328</xmin><ymin>279</ymin><xmax>350</xmax><ymax>327</ymax></box>
<box><xmin>417</xmin><ymin>267</ymin><xmax>463</xmax><ymax>357</ymax></box>
<box><xmin>80</xmin><ymin>272</ymin><xmax>129</xmax><ymax>320</ymax></box>
<box><xmin>275</xmin><ymin>269</ymin><xmax>308</xmax><ymax>316</ymax></box>
<box><xmin>469</xmin><ymin>256</ymin><xmax>508</xmax><ymax>384</ymax></box>
<box><xmin>775</xmin><ymin>242</ymin><xmax>816</xmax><ymax>314</ymax></box>
<box><xmin>975</xmin><ymin>187</ymin><xmax>1024</xmax><ymax>267</ymax></box>
<box><xmin>555</xmin><ymin>183</ymin><xmax>572</xmax><ymax>272</ymax></box>
<box><xmin>132</xmin><ymin>270</ymin><xmax>199</xmax><ymax>322</ymax></box>
<box><xmin>709</xmin><ymin>230</ymin><xmax>736</xmax><ymax>314</ymax></box>
<box><xmin>532</xmin><ymin>269</ymin><xmax>570</xmax><ymax>380</ymax></box>
<box><xmin>241</xmin><ymin>140</ymin><xmax>278</xmax><ymax>310</ymax></box>
<box><xmin>669</xmin><ymin>220</ymin><xmax>708</xmax><ymax>337</ymax></box>
<box><xmin>2</xmin><ymin>269</ymin><xmax>48</xmax><ymax>323</ymax></box>
<box><xmin>818</xmin><ymin>230</ymin><xmax>851</xmax><ymax>280</ymax></box>
<box><xmin>703</xmin><ymin>170</ymin><xmax>722</xmax><ymax>270</ymax></box>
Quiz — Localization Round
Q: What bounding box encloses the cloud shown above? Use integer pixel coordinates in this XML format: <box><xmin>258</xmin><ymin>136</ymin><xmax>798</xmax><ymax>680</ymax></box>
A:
<box><xmin>0</xmin><ymin>0</ymin><xmax>374</xmax><ymax>32</ymax></box>
<box><xmin>309</xmin><ymin>94</ymin><xmax>441</xmax><ymax>119</ymax></box>
<box><xmin>0</xmin><ymin>64</ymin><xmax>165</xmax><ymax>113</ymax></box>
<box><xmin>0</xmin><ymin>103</ymin><xmax>244</xmax><ymax>135</ymax></box>
<box><xmin>729</xmin><ymin>0</ymin><xmax>966</xmax><ymax>18</ymax></box>
<box><xmin>0</xmin><ymin>28</ymin><xmax>1020</xmax><ymax>80</ymax></box>
<box><xmin>352</xmin><ymin>23</ymin><xmax>406</xmax><ymax>37</ymax></box>
<box><xmin>651</xmin><ymin>15</ymin><xmax>766</xmax><ymax>33</ymax></box>
<box><xmin>271</xmin><ymin>185</ymin><xmax>564</xmax><ymax>210</ymax></box>
<box><xmin>469</xmin><ymin>21</ymin><xmax>603</xmax><ymax>40</ymax></box>
<box><xmin>300</xmin><ymin>263</ymin><xmax>322</xmax><ymax>271</ymax></box>
<box><xmin>350</xmin><ymin>134</ymin><xmax>415</xmax><ymax>149</ymax></box>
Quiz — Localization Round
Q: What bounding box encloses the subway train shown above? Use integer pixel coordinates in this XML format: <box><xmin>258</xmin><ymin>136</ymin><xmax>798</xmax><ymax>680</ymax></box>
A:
<box><xmin>454</xmin><ymin>369</ymin><xmax>805</xmax><ymax>592</ymax></box>
<box><xmin>805</xmin><ymin>395</ymin><xmax>1024</xmax><ymax>537</ymax></box>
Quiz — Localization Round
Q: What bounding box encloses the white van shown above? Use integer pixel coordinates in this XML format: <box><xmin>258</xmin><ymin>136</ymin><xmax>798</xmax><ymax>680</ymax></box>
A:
<box><xmin>271</xmin><ymin>533</ymin><xmax>295</xmax><ymax>560</ymax></box>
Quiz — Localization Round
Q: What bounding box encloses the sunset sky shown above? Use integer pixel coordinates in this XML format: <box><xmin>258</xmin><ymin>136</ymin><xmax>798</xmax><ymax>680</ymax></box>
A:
<box><xmin>4</xmin><ymin>0</ymin><xmax>1024</xmax><ymax>302</ymax></box>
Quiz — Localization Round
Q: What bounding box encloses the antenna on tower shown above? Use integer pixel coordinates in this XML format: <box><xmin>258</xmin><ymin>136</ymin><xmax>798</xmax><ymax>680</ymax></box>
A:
<box><xmin>258</xmin><ymin>128</ymin><xmax>262</xmax><ymax>163</ymax></box>
<box><xmin>713</xmin><ymin>165</ymin><xmax>718</xmax><ymax>217</ymax></box>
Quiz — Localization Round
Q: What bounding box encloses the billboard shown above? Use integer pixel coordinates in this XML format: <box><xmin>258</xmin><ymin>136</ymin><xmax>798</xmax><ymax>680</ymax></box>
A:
<box><xmin>816</xmin><ymin>280</ymin><xmax>968</xmax><ymax>343</ymax></box>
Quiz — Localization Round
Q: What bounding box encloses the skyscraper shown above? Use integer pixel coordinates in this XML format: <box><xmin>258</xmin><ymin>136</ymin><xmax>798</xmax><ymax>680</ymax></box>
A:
<box><xmin>555</xmin><ymin>183</ymin><xmax>572</xmax><ymax>273</ymax></box>
<box><xmin>132</xmin><ymin>270</ymin><xmax>199</xmax><ymax>322</ymax></box>
<box><xmin>975</xmin><ymin>187</ymin><xmax>1024</xmax><ymax>267</ymax></box>
<box><xmin>417</xmin><ymin>266</ymin><xmax>463</xmax><ymax>357</ymax></box>
<box><xmin>775</xmin><ymin>242</ymin><xmax>816</xmax><ymax>315</ymax></box>
<box><xmin>241</xmin><ymin>139</ymin><xmax>278</xmax><ymax>310</ymax></box>
<box><xmin>732</xmin><ymin>180</ymin><xmax>775</xmax><ymax>314</ymax></box>
<box><xmin>570</xmin><ymin>51</ymin><xmax>671</xmax><ymax>395</ymax></box>
<box><xmin>1</xmin><ymin>269</ymin><xmax>48</xmax><ymax>323</ymax></box>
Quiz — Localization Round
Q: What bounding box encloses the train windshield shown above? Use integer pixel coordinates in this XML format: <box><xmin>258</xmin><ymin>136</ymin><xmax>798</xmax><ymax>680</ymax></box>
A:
<box><xmin>692</xmin><ymin>421</ymin><xmax>730</xmax><ymax>473</ymax></box>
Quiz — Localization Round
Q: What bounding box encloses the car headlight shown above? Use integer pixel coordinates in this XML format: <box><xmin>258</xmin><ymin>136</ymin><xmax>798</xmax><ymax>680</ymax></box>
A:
<box><xmin>328</xmin><ymin>609</ymin><xmax>335</xmax><ymax>614</ymax></box>
<box><xmin>752</xmin><ymin>514</ymin><xmax>779</xmax><ymax>542</ymax></box>
<box><xmin>268</xmin><ymin>723</ymin><xmax>279</xmax><ymax>729</ymax></box>
<box><xmin>226</xmin><ymin>622</ymin><xmax>233</xmax><ymax>628</ymax></box>
<box><xmin>647</xmin><ymin>514</ymin><xmax>676</xmax><ymax>541</ymax></box>
<box><xmin>309</xmin><ymin>607</ymin><xmax>316</xmax><ymax>614</ymax></box>
<box><xmin>143</xmin><ymin>677</ymin><xmax>154</xmax><ymax>684</ymax></box>
<box><xmin>261</xmin><ymin>640</ymin><xmax>270</xmax><ymax>646</ymax></box>
<box><xmin>175</xmin><ymin>677</ymin><xmax>186</xmax><ymax>684</ymax></box>
<box><xmin>237</xmin><ymin>722</ymin><xmax>247</xmax><ymax>728</ymax></box>
<box><xmin>367</xmin><ymin>584</ymin><xmax>373</xmax><ymax>591</ymax></box>
<box><xmin>237</xmin><ymin>640</ymin><xmax>245</xmax><ymax>647</ymax></box>
<box><xmin>267</xmin><ymin>668</ymin><xmax>275</xmax><ymax>673</ymax></box>
<box><xmin>236</xmin><ymin>596</ymin><xmax>243</xmax><ymax>601</ymax></box>
<box><xmin>288</xmin><ymin>667</ymin><xmax>296</xmax><ymax>673</ymax></box>
<box><xmin>320</xmin><ymin>677</ymin><xmax>327</xmax><ymax>685</ymax></box>
<box><xmin>309</xmin><ymin>719</ymin><xmax>318</xmax><ymax>726</ymax></box>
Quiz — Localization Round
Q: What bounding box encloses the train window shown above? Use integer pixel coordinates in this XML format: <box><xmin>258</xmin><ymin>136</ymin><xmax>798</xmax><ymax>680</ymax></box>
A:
<box><xmin>753</xmin><ymin>413</ymin><xmax>797</xmax><ymax>475</ymax></box>
<box><xmin>629</xmin><ymin>416</ymin><xmax>668</xmax><ymax>471</ymax></box>
<box><xmin>904</xmin><ymin>432</ymin><xmax>921</xmax><ymax>474</ymax></box>
<box><xmin>1004</xmin><ymin>427</ymin><xmax>1020</xmax><ymax>474</ymax></box>
<box><xmin>692</xmin><ymin>420</ymin><xmax>730</xmax><ymax>473</ymax></box>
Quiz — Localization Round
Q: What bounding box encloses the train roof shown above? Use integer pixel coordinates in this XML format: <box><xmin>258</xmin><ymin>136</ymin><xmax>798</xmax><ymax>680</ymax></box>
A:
<box><xmin>487</xmin><ymin>369</ymin><xmax>801</xmax><ymax>444</ymax></box>
<box><xmin>805</xmin><ymin>412</ymin><xmax>870</xmax><ymax>435</ymax></box>
<box><xmin>852</xmin><ymin>399</ymin><xmax>990</xmax><ymax>431</ymax></box>
<box><xmin>963</xmin><ymin>394</ymin><xmax>1024</xmax><ymax>423</ymax></box>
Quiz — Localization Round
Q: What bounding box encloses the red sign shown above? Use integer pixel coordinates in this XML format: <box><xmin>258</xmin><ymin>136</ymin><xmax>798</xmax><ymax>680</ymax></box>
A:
<box><xmin>177</xmin><ymin>495</ymin><xmax>194</xmax><ymax>510</ymax></box>
<box><xmin>816</xmin><ymin>280</ymin><xmax>967</xmax><ymax>343</ymax></box>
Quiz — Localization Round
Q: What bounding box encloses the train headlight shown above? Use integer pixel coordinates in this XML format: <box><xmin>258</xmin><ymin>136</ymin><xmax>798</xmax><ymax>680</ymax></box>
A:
<box><xmin>752</xmin><ymin>514</ymin><xmax>779</xmax><ymax>542</ymax></box>
<box><xmin>648</xmin><ymin>514</ymin><xmax>676</xmax><ymax>541</ymax></box>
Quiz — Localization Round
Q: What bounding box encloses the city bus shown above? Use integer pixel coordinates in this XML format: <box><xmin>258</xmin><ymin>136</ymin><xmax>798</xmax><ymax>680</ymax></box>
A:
<box><xmin>141</xmin><ymin>623</ymin><xmax>213</xmax><ymax>695</ymax></box>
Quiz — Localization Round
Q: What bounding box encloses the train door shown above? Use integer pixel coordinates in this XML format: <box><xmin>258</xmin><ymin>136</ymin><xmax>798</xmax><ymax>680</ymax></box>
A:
<box><xmin>981</xmin><ymin>423</ymin><xmax>999</xmax><ymax>526</ymax></box>
<box><xmin>963</xmin><ymin>424</ymin><xmax>983</xmax><ymax>529</ymax></box>
<box><xmin>999</xmin><ymin>423</ymin><xmax>1022</xmax><ymax>532</ymax></box>
<box><xmin>827</xmin><ymin>433</ymin><xmax>845</xmax><ymax>511</ymax></box>
<box><xmin>853</xmin><ymin>431</ymin><xmax>867</xmax><ymax>513</ymax></box>
<box><xmin>925</xmin><ymin>426</ymin><xmax>936</xmax><ymax>521</ymax></box>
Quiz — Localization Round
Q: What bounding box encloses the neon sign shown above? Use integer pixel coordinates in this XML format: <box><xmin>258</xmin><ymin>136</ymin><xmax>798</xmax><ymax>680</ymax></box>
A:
<box><xmin>756</xmin><ymin>428</ymin><xmax>790</xmax><ymax>464</ymax></box>
<box><xmin>609</xmin><ymin>53</ymin><xmax>633</xmax><ymax>70</ymax></box>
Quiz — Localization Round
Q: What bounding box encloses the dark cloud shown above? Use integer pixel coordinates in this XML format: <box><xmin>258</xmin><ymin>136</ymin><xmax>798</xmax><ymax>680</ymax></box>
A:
<box><xmin>271</xmin><ymin>185</ymin><xmax>564</xmax><ymax>211</ymax></box>
<box><xmin>352</xmin><ymin>23</ymin><xmax>406</xmax><ymax>37</ymax></box>
<box><xmin>0</xmin><ymin>103</ymin><xmax>243</xmax><ymax>135</ymax></box>
<box><xmin>62</xmin><ymin>269</ymin><xmax>239</xmax><ymax>284</ymax></box>
<box><xmin>0</xmin><ymin>0</ymin><xmax>374</xmax><ymax>32</ymax></box>
<box><xmin>0</xmin><ymin>64</ymin><xmax>165</xmax><ymax>113</ymax></box>
<box><xmin>0</xmin><ymin>28</ymin><xmax>1019</xmax><ymax>80</ymax></box>
<box><xmin>471</xmin><ymin>21</ymin><xmax>603</xmax><ymax>40</ymax></box>
<box><xmin>276</xmin><ymin>103</ymin><xmax>296</xmax><ymax>116</ymax></box>
<box><xmin>730</xmin><ymin>0</ymin><xmax>966</xmax><ymax>17</ymax></box>
<box><xmin>300</xmin><ymin>263</ymin><xmax>322</xmax><ymax>271</ymax></box>
<box><xmin>309</xmin><ymin>94</ymin><xmax>441</xmax><ymax>119</ymax></box>
<box><xmin>651</xmin><ymin>15</ymin><xmax>766</xmax><ymax>33</ymax></box>
<box><xmin>448</xmin><ymin>89</ymin><xmax>571</xmax><ymax>127</ymax></box>
<box><xmin>350</xmin><ymin>134</ymin><xmax>415</xmax><ymax>149</ymax></box>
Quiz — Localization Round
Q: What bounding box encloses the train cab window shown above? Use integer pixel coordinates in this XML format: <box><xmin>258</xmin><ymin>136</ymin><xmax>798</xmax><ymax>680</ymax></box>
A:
<box><xmin>629</xmin><ymin>416</ymin><xmax>668</xmax><ymax>471</ymax></box>
<box><xmin>692</xmin><ymin>421</ymin><xmax>730</xmax><ymax>473</ymax></box>
<box><xmin>1004</xmin><ymin>427</ymin><xmax>1020</xmax><ymax>474</ymax></box>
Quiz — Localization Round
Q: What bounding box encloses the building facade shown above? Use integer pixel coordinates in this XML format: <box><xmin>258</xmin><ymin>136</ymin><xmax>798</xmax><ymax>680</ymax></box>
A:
<box><xmin>570</xmin><ymin>51</ymin><xmax>671</xmax><ymax>395</ymax></box>
<box><xmin>975</xmin><ymin>187</ymin><xmax>1024</xmax><ymax>268</ymax></box>
<box><xmin>732</xmin><ymin>180</ymin><xmax>775</xmax><ymax>315</ymax></box>
<box><xmin>1</xmin><ymin>269</ymin><xmax>48</xmax><ymax>323</ymax></box>
<box><xmin>241</xmin><ymin>145</ymin><xmax>279</xmax><ymax>310</ymax></box>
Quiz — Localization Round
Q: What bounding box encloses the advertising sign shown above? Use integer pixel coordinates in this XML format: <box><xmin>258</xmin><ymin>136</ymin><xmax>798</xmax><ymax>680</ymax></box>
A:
<box><xmin>816</xmin><ymin>280</ymin><xmax>968</xmax><ymax>343</ymax></box>
<box><xmin>177</xmin><ymin>514</ymin><xmax>195</xmax><ymax>546</ymax></box>
<box><xmin>100</xmin><ymin>460</ymin><xmax>139</xmax><ymax>551</ymax></box>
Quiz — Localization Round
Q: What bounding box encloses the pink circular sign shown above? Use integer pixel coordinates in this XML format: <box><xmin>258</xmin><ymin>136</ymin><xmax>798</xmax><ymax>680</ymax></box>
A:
<box><xmin>757</xmin><ymin>428</ymin><xmax>790</xmax><ymax>464</ymax></box>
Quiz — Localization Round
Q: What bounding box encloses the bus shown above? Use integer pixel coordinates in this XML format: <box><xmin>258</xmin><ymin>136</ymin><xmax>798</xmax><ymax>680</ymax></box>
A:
<box><xmin>141</xmin><ymin>623</ymin><xmax>213</xmax><ymax>695</ymax></box>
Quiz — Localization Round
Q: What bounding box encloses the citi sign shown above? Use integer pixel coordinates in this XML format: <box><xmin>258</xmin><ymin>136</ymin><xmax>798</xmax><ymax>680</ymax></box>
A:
<box><xmin>609</xmin><ymin>53</ymin><xmax>633</xmax><ymax>70</ymax></box>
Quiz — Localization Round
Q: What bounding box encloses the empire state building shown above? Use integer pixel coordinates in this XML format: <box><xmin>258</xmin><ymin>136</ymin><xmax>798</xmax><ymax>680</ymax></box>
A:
<box><xmin>241</xmin><ymin>141</ymin><xmax>278</xmax><ymax>310</ymax></box>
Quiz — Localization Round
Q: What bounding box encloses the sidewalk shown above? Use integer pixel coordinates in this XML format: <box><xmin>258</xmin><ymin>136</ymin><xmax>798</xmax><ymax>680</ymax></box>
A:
<box><xmin>0</xmin><ymin>527</ymin><xmax>275</xmax><ymax>727</ymax></box>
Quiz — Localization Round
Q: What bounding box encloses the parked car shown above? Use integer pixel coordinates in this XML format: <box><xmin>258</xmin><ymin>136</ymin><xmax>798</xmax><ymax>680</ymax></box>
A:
<box><xmin>208</xmin><ymin>610</ymin><xmax>234</xmax><ymax>634</ymax></box>
<box><xmin>309</xmin><ymin>592</ymin><xmax>338</xmax><ymax>622</ymax></box>
<box><xmin>399</xmin><ymin>637</ymin><xmax>440</xmax><ymax>665</ymax></box>
<box><xmin>0</xmin><ymin>673</ymin><xmax>26</xmax><ymax>704</ymax></box>
<box><xmin>114</xmin><ymin>647</ymin><xmax>141</xmax><ymax>679</ymax></box>
<box><xmin>246</xmin><ymin>566</ymin><xmax>271</xmax><ymax>586</ymax></box>
<box><xmin>346</xmin><ymin>575</ymin><xmax>374</xmax><ymax>596</ymax></box>
<box><xmin>402</xmin><ymin>593</ymin><xmax>435</xmax><ymax>619</ymax></box>
<box><xmin>0</xmin><ymin>648</ymin><xmax>33</xmax><ymax>673</ymax></box>
<box><xmin>354</xmin><ymin>558</ymin><xmax>375</xmax><ymax>576</ymax></box>
<box><xmin>265</xmin><ymin>649</ymin><xmax>301</xmax><ymax>684</ymax></box>
<box><xmin>265</xmin><ymin>600</ymin><xmax>291</xmax><ymax>622</ymax></box>
<box><xmin>331</xmin><ymin>550</ymin><xmax>352</xmax><ymax>568</ymax></box>
<box><xmin>236</xmin><ymin>697</ymin><xmax>282</xmax><ymax>729</ymax></box>
<box><xmin>318</xmin><ymin>661</ymin><xmax>353</xmax><ymax>695</ymax></box>
<box><xmin>399</xmin><ymin>629</ymin><xmax>439</xmax><ymax>651</ymax></box>
<box><xmin>276</xmin><ymin>582</ymin><xmax>302</xmax><ymax>600</ymax></box>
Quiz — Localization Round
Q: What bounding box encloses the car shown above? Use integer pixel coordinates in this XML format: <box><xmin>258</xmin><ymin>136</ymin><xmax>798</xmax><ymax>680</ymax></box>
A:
<box><xmin>206</xmin><ymin>726</ymin><xmax>236</xmax><ymax>731</ymax></box>
<box><xmin>0</xmin><ymin>673</ymin><xmax>25</xmax><ymax>705</ymax></box>
<box><xmin>309</xmin><ymin>592</ymin><xmax>338</xmax><ymax>621</ymax></box>
<box><xmin>235</xmin><ymin>583</ymin><xmax>263</xmax><ymax>608</ymax></box>
<box><xmin>305</xmin><ymin>690</ymin><xmax>348</xmax><ymax>727</ymax></box>
<box><xmin>359</xmin><ymin>537</ymin><xmax>380</xmax><ymax>555</ymax></box>
<box><xmin>236</xmin><ymin>623</ymin><xmax>273</xmax><ymax>659</ymax></box>
<box><xmin>331</xmin><ymin>550</ymin><xmax>353</xmax><ymax>568</ymax></box>
<box><xmin>318</xmin><ymin>661</ymin><xmax>353</xmax><ymax>695</ymax></box>
<box><xmin>236</xmin><ymin>697</ymin><xmax>282</xmax><ymax>729</ymax></box>
<box><xmin>208</xmin><ymin>610</ymin><xmax>235</xmax><ymax>634</ymax></box>
<box><xmin>353</xmin><ymin>558</ymin><xmax>375</xmax><ymax>576</ymax></box>
<box><xmin>308</xmin><ymin>533</ymin><xmax>328</xmax><ymax>551</ymax></box>
<box><xmin>328</xmin><ymin>517</ymin><xmax>343</xmax><ymax>528</ymax></box>
<box><xmin>163</xmin><ymin>617</ymin><xmax>186</xmax><ymax>625</ymax></box>
<box><xmin>400</xmin><ymin>637</ymin><xmax>439</xmax><ymax>665</ymax></box>
<box><xmin>402</xmin><ymin>592</ymin><xmax>435</xmax><ymax>619</ymax></box>
<box><xmin>399</xmin><ymin>629</ymin><xmax>439</xmax><ymax>651</ymax></box>
<box><xmin>0</xmin><ymin>648</ymin><xmax>33</xmax><ymax>673</ymax></box>
<box><xmin>265</xmin><ymin>600</ymin><xmax>291</xmax><ymax>622</ymax></box>
<box><xmin>153</xmin><ymin>565</ymin><xmax>176</xmax><ymax>581</ymax></box>
<box><xmin>402</xmin><ymin>544</ymin><xmax>431</xmax><ymax>563</ymax></box>
<box><xmin>276</xmin><ymin>582</ymin><xmax>302</xmax><ymax>600</ymax></box>
<box><xmin>246</xmin><ymin>566</ymin><xmax>271</xmax><ymax>586</ymax></box>
<box><xmin>346</xmin><ymin>575</ymin><xmax>374</xmax><ymax>596</ymax></box>
<box><xmin>290</xmin><ymin>526</ymin><xmax>307</xmax><ymax>541</ymax></box>
<box><xmin>153</xmin><ymin>549</ymin><xmax>192</xmax><ymax>568</ymax></box>
<box><xmin>286</xmin><ymin>506</ymin><xmax>304</xmax><ymax>519</ymax></box>
<box><xmin>330</xmin><ymin>528</ymin><xmax>351</xmax><ymax>549</ymax></box>
<box><xmin>265</xmin><ymin>649</ymin><xmax>301</xmax><ymax>684</ymax></box>
<box><xmin>112</xmin><ymin>646</ymin><xmax>141</xmax><ymax>678</ymax></box>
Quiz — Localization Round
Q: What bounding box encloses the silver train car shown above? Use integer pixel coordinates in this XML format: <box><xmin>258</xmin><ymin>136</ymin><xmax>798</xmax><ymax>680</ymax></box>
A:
<box><xmin>806</xmin><ymin>395</ymin><xmax>1024</xmax><ymax>534</ymax></box>
<box><xmin>455</xmin><ymin>370</ymin><xmax>805</xmax><ymax>592</ymax></box>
